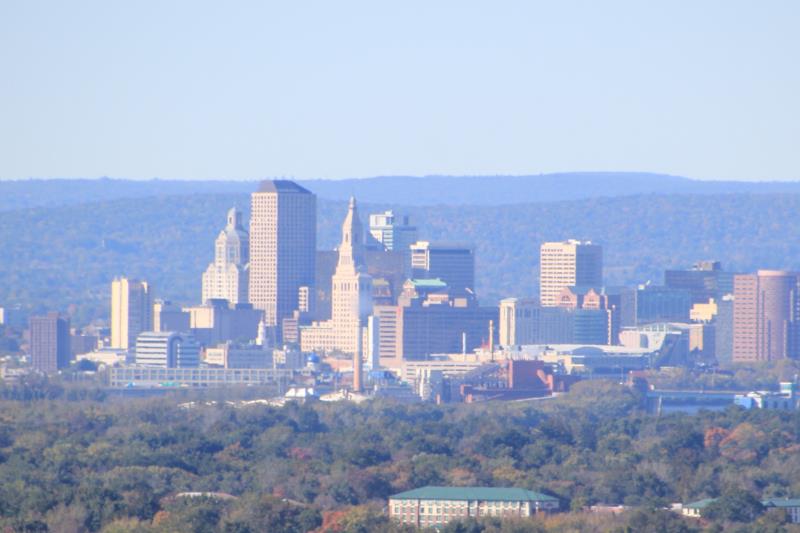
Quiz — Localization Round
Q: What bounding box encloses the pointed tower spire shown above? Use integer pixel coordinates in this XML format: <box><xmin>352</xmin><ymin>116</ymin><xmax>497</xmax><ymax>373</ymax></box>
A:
<box><xmin>336</xmin><ymin>196</ymin><xmax>366</xmax><ymax>273</ymax></box>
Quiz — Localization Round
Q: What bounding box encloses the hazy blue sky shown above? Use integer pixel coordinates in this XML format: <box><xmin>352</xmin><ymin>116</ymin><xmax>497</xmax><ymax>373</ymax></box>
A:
<box><xmin>1</xmin><ymin>1</ymin><xmax>798</xmax><ymax>181</ymax></box>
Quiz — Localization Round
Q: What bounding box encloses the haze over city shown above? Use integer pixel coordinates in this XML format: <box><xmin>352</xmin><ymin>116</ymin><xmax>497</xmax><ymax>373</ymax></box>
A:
<box><xmin>4</xmin><ymin>3</ymin><xmax>800</xmax><ymax>533</ymax></box>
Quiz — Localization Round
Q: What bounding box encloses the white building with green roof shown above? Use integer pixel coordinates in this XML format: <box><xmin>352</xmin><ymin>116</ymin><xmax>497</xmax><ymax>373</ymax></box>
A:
<box><xmin>762</xmin><ymin>498</ymin><xmax>800</xmax><ymax>523</ymax></box>
<box><xmin>681</xmin><ymin>497</ymin><xmax>716</xmax><ymax>518</ymax></box>
<box><xmin>388</xmin><ymin>486</ymin><xmax>559</xmax><ymax>528</ymax></box>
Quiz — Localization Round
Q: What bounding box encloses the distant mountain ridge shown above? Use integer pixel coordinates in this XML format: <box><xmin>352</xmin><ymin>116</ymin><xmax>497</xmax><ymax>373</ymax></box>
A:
<box><xmin>2</xmin><ymin>172</ymin><xmax>800</xmax><ymax>210</ymax></box>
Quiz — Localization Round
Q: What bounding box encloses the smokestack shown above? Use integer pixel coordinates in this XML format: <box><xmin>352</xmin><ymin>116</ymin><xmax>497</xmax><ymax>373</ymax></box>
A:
<box><xmin>353</xmin><ymin>324</ymin><xmax>363</xmax><ymax>393</ymax></box>
<box><xmin>489</xmin><ymin>320</ymin><xmax>494</xmax><ymax>360</ymax></box>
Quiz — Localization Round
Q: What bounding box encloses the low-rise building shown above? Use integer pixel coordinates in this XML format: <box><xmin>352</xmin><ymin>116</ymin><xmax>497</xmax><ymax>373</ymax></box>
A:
<box><xmin>680</xmin><ymin>496</ymin><xmax>800</xmax><ymax>523</ymax></box>
<box><xmin>204</xmin><ymin>341</ymin><xmax>272</xmax><ymax>369</ymax></box>
<box><xmin>135</xmin><ymin>331</ymin><xmax>199</xmax><ymax>368</ymax></box>
<box><xmin>108</xmin><ymin>366</ymin><xmax>294</xmax><ymax>388</ymax></box>
<box><xmin>734</xmin><ymin>382</ymin><xmax>797</xmax><ymax>410</ymax></box>
<box><xmin>389</xmin><ymin>486</ymin><xmax>558</xmax><ymax>529</ymax></box>
<box><xmin>681</xmin><ymin>498</ymin><xmax>716</xmax><ymax>518</ymax></box>
<box><xmin>762</xmin><ymin>498</ymin><xmax>800</xmax><ymax>523</ymax></box>
<box><xmin>76</xmin><ymin>348</ymin><xmax>128</xmax><ymax>366</ymax></box>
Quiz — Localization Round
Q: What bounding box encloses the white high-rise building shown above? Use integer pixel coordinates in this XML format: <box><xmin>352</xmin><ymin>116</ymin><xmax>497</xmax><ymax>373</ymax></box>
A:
<box><xmin>301</xmin><ymin>198</ymin><xmax>373</xmax><ymax>356</ymax></box>
<box><xmin>331</xmin><ymin>198</ymin><xmax>373</xmax><ymax>353</ymax></box>
<box><xmin>369</xmin><ymin>210</ymin><xmax>418</xmax><ymax>253</ymax></box>
<box><xmin>539</xmin><ymin>240</ymin><xmax>603</xmax><ymax>307</ymax></box>
<box><xmin>202</xmin><ymin>207</ymin><xmax>249</xmax><ymax>305</ymax></box>
<box><xmin>248</xmin><ymin>181</ymin><xmax>316</xmax><ymax>329</ymax></box>
<box><xmin>111</xmin><ymin>278</ymin><xmax>153</xmax><ymax>350</ymax></box>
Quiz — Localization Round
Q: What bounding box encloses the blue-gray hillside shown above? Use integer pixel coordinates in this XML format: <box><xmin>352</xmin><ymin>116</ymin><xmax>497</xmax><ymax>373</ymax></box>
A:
<box><xmin>4</xmin><ymin>173</ymin><xmax>800</xmax><ymax>210</ymax></box>
<box><xmin>2</xmin><ymin>193</ymin><xmax>800</xmax><ymax>324</ymax></box>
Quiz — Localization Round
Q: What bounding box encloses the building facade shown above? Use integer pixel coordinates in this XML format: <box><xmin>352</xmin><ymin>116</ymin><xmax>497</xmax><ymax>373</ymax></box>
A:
<box><xmin>29</xmin><ymin>312</ymin><xmax>70</xmax><ymax>372</ymax></box>
<box><xmin>184</xmin><ymin>299</ymin><xmax>261</xmax><ymax>346</ymax></box>
<box><xmin>389</xmin><ymin>486</ymin><xmax>559</xmax><ymax>529</ymax></box>
<box><xmin>714</xmin><ymin>294</ymin><xmax>734</xmax><ymax>363</ymax></box>
<box><xmin>204</xmin><ymin>341</ymin><xmax>272</xmax><ymax>369</ymax></box>
<box><xmin>410</xmin><ymin>241</ymin><xmax>475</xmax><ymax>296</ymax></box>
<box><xmin>539</xmin><ymin>240</ymin><xmax>602</xmax><ymax>307</ymax></box>
<box><xmin>248</xmin><ymin>180</ymin><xmax>316</xmax><ymax>330</ymax></box>
<box><xmin>134</xmin><ymin>331</ymin><xmax>200</xmax><ymax>368</ymax></box>
<box><xmin>399</xmin><ymin>296</ymin><xmax>498</xmax><ymax>360</ymax></box>
<box><xmin>110</xmin><ymin>278</ymin><xmax>153</xmax><ymax>351</ymax></box>
<box><xmin>300</xmin><ymin>198</ymin><xmax>373</xmax><ymax>356</ymax></box>
<box><xmin>499</xmin><ymin>298</ymin><xmax>538</xmax><ymax>346</ymax></box>
<box><xmin>733</xmin><ymin>270</ymin><xmax>800</xmax><ymax>362</ymax></box>
<box><xmin>153</xmin><ymin>300</ymin><xmax>190</xmax><ymax>333</ymax></box>
<box><xmin>202</xmin><ymin>207</ymin><xmax>249</xmax><ymax>305</ymax></box>
<box><xmin>665</xmin><ymin>260</ymin><xmax>735</xmax><ymax>304</ymax></box>
<box><xmin>625</xmin><ymin>284</ymin><xmax>692</xmax><ymax>325</ymax></box>
<box><xmin>368</xmin><ymin>210</ymin><xmax>417</xmax><ymax>261</ymax></box>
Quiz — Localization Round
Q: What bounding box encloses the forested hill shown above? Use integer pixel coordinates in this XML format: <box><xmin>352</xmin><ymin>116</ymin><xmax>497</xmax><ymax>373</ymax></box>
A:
<box><xmin>3</xmin><ymin>192</ymin><xmax>800</xmax><ymax>324</ymax></box>
<box><xmin>4</xmin><ymin>173</ymin><xmax>800</xmax><ymax>210</ymax></box>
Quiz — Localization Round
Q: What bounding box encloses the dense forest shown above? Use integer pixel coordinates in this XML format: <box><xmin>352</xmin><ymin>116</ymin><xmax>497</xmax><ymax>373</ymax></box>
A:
<box><xmin>3</xmin><ymin>191</ymin><xmax>800</xmax><ymax>324</ymax></box>
<box><xmin>0</xmin><ymin>379</ymin><xmax>800</xmax><ymax>532</ymax></box>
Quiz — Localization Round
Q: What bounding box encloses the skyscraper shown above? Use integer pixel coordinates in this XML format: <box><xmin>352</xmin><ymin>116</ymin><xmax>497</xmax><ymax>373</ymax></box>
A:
<box><xmin>110</xmin><ymin>278</ymin><xmax>153</xmax><ymax>350</ymax></box>
<box><xmin>249</xmin><ymin>180</ymin><xmax>316</xmax><ymax>329</ymax></box>
<box><xmin>202</xmin><ymin>207</ymin><xmax>249</xmax><ymax>305</ymax></box>
<box><xmin>539</xmin><ymin>240</ymin><xmax>603</xmax><ymax>307</ymax></box>
<box><xmin>331</xmin><ymin>197</ymin><xmax>373</xmax><ymax>354</ymax></box>
<box><xmin>410</xmin><ymin>241</ymin><xmax>475</xmax><ymax>296</ymax></box>
<box><xmin>369</xmin><ymin>210</ymin><xmax>418</xmax><ymax>267</ymax></box>
<box><xmin>300</xmin><ymin>198</ymin><xmax>373</xmax><ymax>356</ymax></box>
<box><xmin>29</xmin><ymin>312</ymin><xmax>70</xmax><ymax>372</ymax></box>
<box><xmin>499</xmin><ymin>298</ymin><xmax>538</xmax><ymax>346</ymax></box>
<box><xmin>665</xmin><ymin>260</ymin><xmax>735</xmax><ymax>304</ymax></box>
<box><xmin>732</xmin><ymin>270</ymin><xmax>800</xmax><ymax>362</ymax></box>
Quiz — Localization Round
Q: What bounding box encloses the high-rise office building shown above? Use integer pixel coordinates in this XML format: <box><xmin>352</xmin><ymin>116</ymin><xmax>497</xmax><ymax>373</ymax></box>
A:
<box><xmin>372</xmin><ymin>305</ymin><xmax>402</xmax><ymax>367</ymax></box>
<box><xmin>153</xmin><ymin>300</ymin><xmax>190</xmax><ymax>333</ymax></box>
<box><xmin>331</xmin><ymin>198</ymin><xmax>373</xmax><ymax>354</ymax></box>
<box><xmin>110</xmin><ymin>278</ymin><xmax>153</xmax><ymax>350</ymax></box>
<box><xmin>665</xmin><ymin>260</ymin><xmax>735</xmax><ymax>304</ymax></box>
<box><xmin>369</xmin><ymin>210</ymin><xmax>418</xmax><ymax>269</ymax></box>
<box><xmin>624</xmin><ymin>284</ymin><xmax>692</xmax><ymax>325</ymax></box>
<box><xmin>29</xmin><ymin>312</ymin><xmax>70</xmax><ymax>372</ymax></box>
<box><xmin>314</xmin><ymin>248</ymin><xmax>406</xmax><ymax>319</ymax></box>
<box><xmin>202</xmin><ymin>207</ymin><xmax>249</xmax><ymax>305</ymax></box>
<box><xmin>499</xmin><ymin>298</ymin><xmax>538</xmax><ymax>346</ymax></box>
<box><xmin>556</xmin><ymin>286</ymin><xmax>620</xmax><ymax>345</ymax></box>
<box><xmin>410</xmin><ymin>241</ymin><xmax>475</xmax><ymax>296</ymax></box>
<box><xmin>135</xmin><ymin>331</ymin><xmax>200</xmax><ymax>368</ymax></box>
<box><xmin>300</xmin><ymin>198</ymin><xmax>373</xmax><ymax>355</ymax></box>
<box><xmin>713</xmin><ymin>295</ymin><xmax>734</xmax><ymax>363</ymax></box>
<box><xmin>539</xmin><ymin>240</ymin><xmax>603</xmax><ymax>307</ymax></box>
<box><xmin>733</xmin><ymin>270</ymin><xmax>800</xmax><ymax>362</ymax></box>
<box><xmin>249</xmin><ymin>180</ymin><xmax>316</xmax><ymax>329</ymax></box>
<box><xmin>184</xmin><ymin>299</ymin><xmax>262</xmax><ymax>347</ymax></box>
<box><xmin>399</xmin><ymin>296</ymin><xmax>498</xmax><ymax>360</ymax></box>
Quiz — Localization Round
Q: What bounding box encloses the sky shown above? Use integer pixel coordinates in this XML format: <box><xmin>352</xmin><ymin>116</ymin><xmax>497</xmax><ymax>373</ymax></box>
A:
<box><xmin>0</xmin><ymin>1</ymin><xmax>798</xmax><ymax>181</ymax></box>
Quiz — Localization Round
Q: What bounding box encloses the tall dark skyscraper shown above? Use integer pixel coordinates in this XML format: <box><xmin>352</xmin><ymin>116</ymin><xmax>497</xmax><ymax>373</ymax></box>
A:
<box><xmin>248</xmin><ymin>180</ymin><xmax>316</xmax><ymax>329</ymax></box>
<box><xmin>410</xmin><ymin>241</ymin><xmax>475</xmax><ymax>296</ymax></box>
<box><xmin>29</xmin><ymin>312</ymin><xmax>70</xmax><ymax>373</ymax></box>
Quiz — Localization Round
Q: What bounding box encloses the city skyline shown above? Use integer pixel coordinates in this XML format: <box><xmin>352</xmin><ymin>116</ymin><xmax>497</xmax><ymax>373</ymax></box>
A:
<box><xmin>3</xmin><ymin>3</ymin><xmax>800</xmax><ymax>531</ymax></box>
